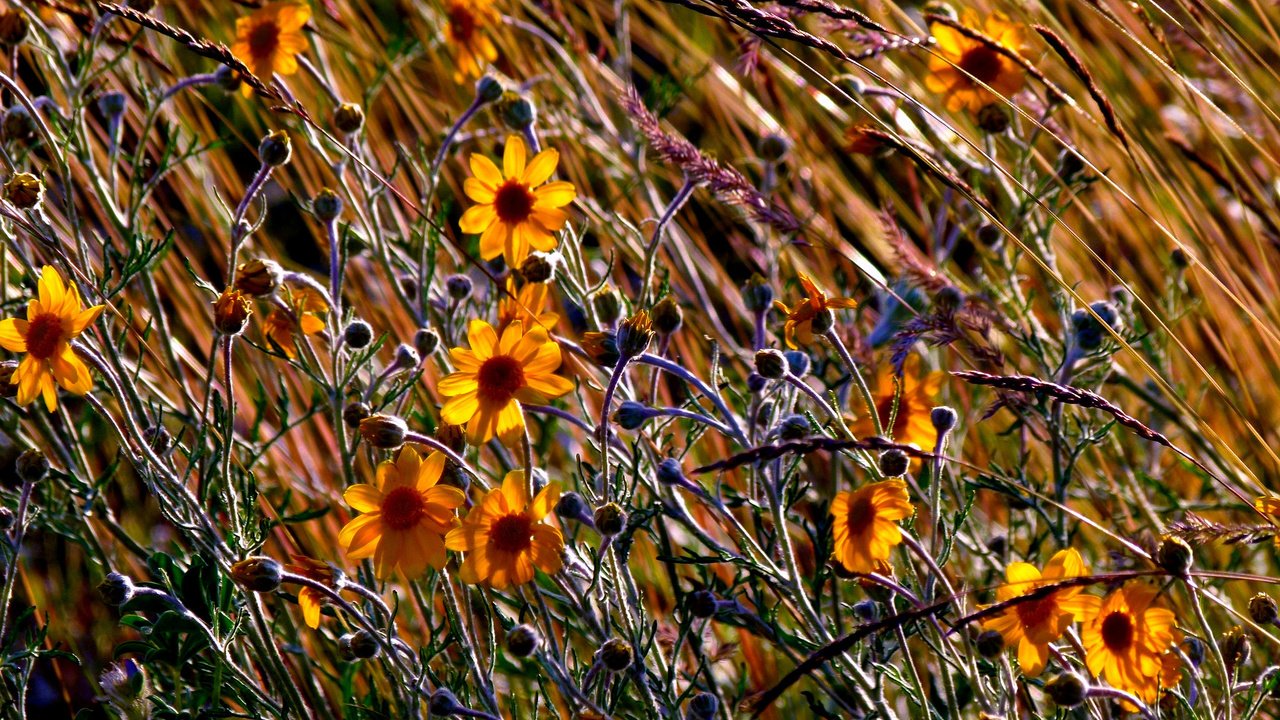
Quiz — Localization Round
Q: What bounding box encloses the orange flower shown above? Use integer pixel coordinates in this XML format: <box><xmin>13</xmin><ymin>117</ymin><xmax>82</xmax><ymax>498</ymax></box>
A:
<box><xmin>772</xmin><ymin>272</ymin><xmax>856</xmax><ymax>349</ymax></box>
<box><xmin>0</xmin><ymin>265</ymin><xmax>104</xmax><ymax>411</ymax></box>
<box><xmin>284</xmin><ymin>555</ymin><xmax>341</xmax><ymax>629</ymax></box>
<box><xmin>925</xmin><ymin>13</ymin><xmax>1026</xmax><ymax>113</ymax></box>
<box><xmin>445</xmin><ymin>470</ymin><xmax>564</xmax><ymax>589</ymax></box>
<box><xmin>231</xmin><ymin>1</ymin><xmax>310</xmax><ymax>96</ymax></box>
<box><xmin>498</xmin><ymin>276</ymin><xmax>558</xmax><ymax>332</ymax></box>
<box><xmin>1079</xmin><ymin>582</ymin><xmax>1182</xmax><ymax>706</ymax></box>
<box><xmin>981</xmin><ymin>548</ymin><xmax>1093</xmax><ymax>676</ymax></box>
<box><xmin>443</xmin><ymin>0</ymin><xmax>500</xmax><ymax>82</ymax></box>
<box><xmin>458</xmin><ymin>135</ymin><xmax>576</xmax><ymax>269</ymax></box>
<box><xmin>830</xmin><ymin>479</ymin><xmax>914</xmax><ymax>574</ymax></box>
<box><xmin>849</xmin><ymin>354</ymin><xmax>945</xmax><ymax>450</ymax></box>
<box><xmin>262</xmin><ymin>287</ymin><xmax>327</xmax><ymax>358</ymax></box>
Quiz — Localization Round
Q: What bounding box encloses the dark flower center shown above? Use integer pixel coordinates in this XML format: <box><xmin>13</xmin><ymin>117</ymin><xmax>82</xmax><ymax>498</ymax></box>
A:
<box><xmin>381</xmin><ymin>486</ymin><xmax>426</xmax><ymax>531</ymax></box>
<box><xmin>477</xmin><ymin>354</ymin><xmax>526</xmax><ymax>405</ymax></box>
<box><xmin>493</xmin><ymin>180</ymin><xmax>536</xmax><ymax>224</ymax></box>
<box><xmin>846</xmin><ymin>492</ymin><xmax>876</xmax><ymax>533</ymax></box>
<box><xmin>448</xmin><ymin>5</ymin><xmax>476</xmax><ymax>42</ymax></box>
<box><xmin>490</xmin><ymin>513</ymin><xmax>534</xmax><ymax>554</ymax></box>
<box><xmin>1016</xmin><ymin>594</ymin><xmax>1055</xmax><ymax>629</ymax></box>
<box><xmin>248</xmin><ymin>21</ymin><xmax>280</xmax><ymax>60</ymax></box>
<box><xmin>1101</xmin><ymin>611</ymin><xmax>1135</xmax><ymax>651</ymax></box>
<box><xmin>876</xmin><ymin>395</ymin><xmax>913</xmax><ymax>440</ymax></box>
<box><xmin>958</xmin><ymin>45</ymin><xmax>1004</xmax><ymax>85</ymax></box>
<box><xmin>25</xmin><ymin>312</ymin><xmax>65</xmax><ymax>360</ymax></box>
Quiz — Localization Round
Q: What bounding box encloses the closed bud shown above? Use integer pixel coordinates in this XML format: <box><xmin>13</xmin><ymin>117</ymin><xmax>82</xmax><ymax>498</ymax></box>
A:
<box><xmin>879</xmin><ymin>449</ymin><xmax>910</xmax><ymax>477</ymax></box>
<box><xmin>687</xmin><ymin>692</ymin><xmax>719</xmax><ymax>719</ymax></box>
<box><xmin>445</xmin><ymin>274</ymin><xmax>473</xmax><ymax>301</ymax></box>
<box><xmin>97</xmin><ymin>91</ymin><xmax>127</xmax><ymax>118</ymax></box>
<box><xmin>338</xmin><ymin>630</ymin><xmax>380</xmax><ymax>660</ymax></box>
<box><xmin>554</xmin><ymin>491</ymin><xmax>590</xmax><ymax>524</ymax></box>
<box><xmin>616</xmin><ymin>311</ymin><xmax>654</xmax><ymax>359</ymax></box>
<box><xmin>784</xmin><ymin>350</ymin><xmax>810</xmax><ymax>377</ymax></box>
<box><xmin>332</xmin><ymin>102</ymin><xmax>365</xmax><ymax>135</ymax></box>
<box><xmin>931</xmin><ymin>406</ymin><xmax>958</xmax><ymax>436</ymax></box>
<box><xmin>777</xmin><ymin>414</ymin><xmax>811</xmax><ymax>441</ymax></box>
<box><xmin>392</xmin><ymin>343</ymin><xmax>420</xmax><ymax>370</ymax></box>
<box><xmin>428</xmin><ymin>687</ymin><xmax>463</xmax><ymax>716</ymax></box>
<box><xmin>518</xmin><ymin>251</ymin><xmax>557</xmax><ymax>283</ymax></box>
<box><xmin>1223</xmin><ymin>625</ymin><xmax>1251</xmax><ymax>674</ymax></box>
<box><xmin>976</xmin><ymin>223</ymin><xmax>1003</xmax><ymax>248</ymax></box>
<box><xmin>1044</xmin><ymin>672</ymin><xmax>1088</xmax><ymax>708</ymax></box>
<box><xmin>754</xmin><ymin>349</ymin><xmax>788</xmax><ymax>380</ymax></box>
<box><xmin>741</xmin><ymin>274</ymin><xmax>774</xmax><ymax>313</ymax></box>
<box><xmin>0</xmin><ymin>360</ymin><xmax>17</xmax><ymax>398</ymax></box>
<box><xmin>313</xmin><ymin>188</ymin><xmax>343</xmax><ymax>222</ymax></box>
<box><xmin>343</xmin><ymin>320</ymin><xmax>373</xmax><ymax>348</ymax></box>
<box><xmin>358</xmin><ymin>413</ymin><xmax>407</xmax><ymax>449</ymax></box>
<box><xmin>1156</xmin><ymin>534</ymin><xmax>1193</xmax><ymax>576</ymax></box>
<box><xmin>746</xmin><ymin>372</ymin><xmax>767</xmax><ymax>394</ymax></box>
<box><xmin>505</xmin><ymin>623</ymin><xmax>540</xmax><ymax>658</ymax></box>
<box><xmin>258</xmin><ymin>130</ymin><xmax>292</xmax><ymax>167</ymax></box>
<box><xmin>1171</xmin><ymin>246</ymin><xmax>1191</xmax><ymax>270</ymax></box>
<box><xmin>687</xmin><ymin>590</ymin><xmax>718</xmax><ymax>619</ymax></box>
<box><xmin>758</xmin><ymin>132</ymin><xmax>791</xmax><ymax>163</ymax></box>
<box><xmin>476</xmin><ymin>75</ymin><xmax>504</xmax><ymax>103</ymax></box>
<box><xmin>2</xmin><ymin>106</ymin><xmax>34</xmax><ymax>144</ymax></box>
<box><xmin>230</xmin><ymin>556</ymin><xmax>283</xmax><ymax>593</ymax></box>
<box><xmin>234</xmin><ymin>258</ymin><xmax>284</xmax><ymax>297</ymax></box>
<box><xmin>15</xmin><ymin>449</ymin><xmax>48</xmax><ymax>483</ymax></box>
<box><xmin>435</xmin><ymin>422</ymin><xmax>467</xmax><ymax>453</ymax></box>
<box><xmin>581</xmin><ymin>331</ymin><xmax>620</xmax><ymax>368</ymax></box>
<box><xmin>213</xmin><ymin>65</ymin><xmax>242</xmax><ymax>92</ymax></box>
<box><xmin>651</xmin><ymin>295</ymin><xmax>683</xmax><ymax>335</ymax></box>
<box><xmin>1251</xmin><ymin>593</ymin><xmax>1278</xmax><ymax>625</ymax></box>
<box><xmin>4</xmin><ymin>172</ymin><xmax>43</xmax><ymax>209</ymax></box>
<box><xmin>852</xmin><ymin>599</ymin><xmax>880</xmax><ymax>623</ymax></box>
<box><xmin>810</xmin><ymin>307</ymin><xmax>835</xmax><ymax>335</ymax></box>
<box><xmin>592</xmin><ymin>285</ymin><xmax>623</xmax><ymax>326</ymax></box>
<box><xmin>213</xmin><ymin>288</ymin><xmax>253</xmax><ymax>335</ymax></box>
<box><xmin>99</xmin><ymin>572</ymin><xmax>135</xmax><ymax>607</ymax></box>
<box><xmin>976</xmin><ymin>629</ymin><xmax>1005</xmax><ymax>659</ymax></box>
<box><xmin>656</xmin><ymin>458</ymin><xmax>687</xmax><ymax>487</ymax></box>
<box><xmin>598</xmin><ymin>638</ymin><xmax>632</xmax><ymax>672</ymax></box>
<box><xmin>414</xmin><ymin>328</ymin><xmax>440</xmax><ymax>357</ymax></box>
<box><xmin>613</xmin><ymin>401</ymin><xmax>653</xmax><ymax>431</ymax></box>
<box><xmin>593</xmin><ymin>502</ymin><xmax>626</xmax><ymax>536</ymax></box>
<box><xmin>933</xmin><ymin>286</ymin><xmax>964</xmax><ymax>314</ymax></box>
<box><xmin>0</xmin><ymin>10</ymin><xmax>29</xmax><ymax>47</ymax></box>
<box><xmin>976</xmin><ymin>102</ymin><xmax>1011</xmax><ymax>133</ymax></box>
<box><xmin>498</xmin><ymin>93</ymin><xmax>536</xmax><ymax>130</ymax></box>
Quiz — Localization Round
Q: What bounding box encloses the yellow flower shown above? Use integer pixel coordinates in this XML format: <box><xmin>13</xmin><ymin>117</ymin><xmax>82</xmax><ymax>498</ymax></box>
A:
<box><xmin>339</xmin><ymin>447</ymin><xmax>466</xmax><ymax>580</ymax></box>
<box><xmin>231</xmin><ymin>1</ymin><xmax>311</xmax><ymax>96</ymax></box>
<box><xmin>772</xmin><ymin>272</ymin><xmax>856</xmax><ymax>349</ymax></box>
<box><xmin>849</xmin><ymin>354</ymin><xmax>944</xmax><ymax>450</ymax></box>
<box><xmin>438</xmin><ymin>319</ymin><xmax>574</xmax><ymax>446</ymax></box>
<box><xmin>443</xmin><ymin>0</ymin><xmax>500</xmax><ymax>82</ymax></box>
<box><xmin>1079</xmin><ymin>582</ymin><xmax>1182</xmax><ymax>706</ymax></box>
<box><xmin>981</xmin><ymin>548</ymin><xmax>1092</xmax><ymax>676</ymax></box>
<box><xmin>0</xmin><ymin>265</ymin><xmax>104</xmax><ymax>411</ymax></box>
<box><xmin>445</xmin><ymin>470</ymin><xmax>563</xmax><ymax>589</ymax></box>
<box><xmin>459</xmin><ymin>134</ymin><xmax>576</xmax><ymax>269</ymax></box>
<box><xmin>830</xmin><ymin>479</ymin><xmax>914</xmax><ymax>574</ymax></box>
<box><xmin>284</xmin><ymin>555</ymin><xmax>340</xmax><ymax>629</ymax></box>
<box><xmin>498</xmin><ymin>276</ymin><xmax>558</xmax><ymax>332</ymax></box>
<box><xmin>262</xmin><ymin>287</ymin><xmax>327</xmax><ymax>358</ymax></box>
<box><xmin>925</xmin><ymin>13</ymin><xmax>1026</xmax><ymax>113</ymax></box>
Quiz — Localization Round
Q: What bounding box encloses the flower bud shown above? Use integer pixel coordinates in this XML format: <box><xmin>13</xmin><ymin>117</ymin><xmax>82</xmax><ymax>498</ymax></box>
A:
<box><xmin>505</xmin><ymin>623</ymin><xmax>540</xmax><ymax>658</ymax></box>
<box><xmin>616</xmin><ymin>311</ymin><xmax>654</xmax><ymax>359</ymax></box>
<box><xmin>1250</xmin><ymin>593</ymin><xmax>1278</xmax><ymax>626</ymax></box>
<box><xmin>975</xmin><ymin>629</ymin><xmax>1005</xmax><ymax>659</ymax></box>
<box><xmin>214</xmin><ymin>65</ymin><xmax>242</xmax><ymax>92</ymax></box>
<box><xmin>358</xmin><ymin>413</ymin><xmax>407</xmax><ymax>449</ymax></box>
<box><xmin>976</xmin><ymin>102</ymin><xmax>1011</xmax><ymax>133</ymax></box>
<box><xmin>976</xmin><ymin>223</ymin><xmax>1003</xmax><ymax>248</ymax></box>
<box><xmin>581</xmin><ymin>331</ymin><xmax>620</xmax><ymax>368</ymax></box>
<box><xmin>519</xmin><ymin>251</ymin><xmax>557</xmax><ymax>283</ymax></box>
<box><xmin>741</xmin><ymin>274</ymin><xmax>774</xmax><ymax>313</ymax></box>
<box><xmin>810</xmin><ymin>307</ymin><xmax>835</xmax><ymax>335</ymax></box>
<box><xmin>656</xmin><ymin>458</ymin><xmax>687</xmax><ymax>487</ymax></box>
<box><xmin>258</xmin><ymin>130</ymin><xmax>292</xmax><ymax>167</ymax></box>
<box><xmin>754</xmin><ymin>349</ymin><xmax>788</xmax><ymax>380</ymax></box>
<box><xmin>687</xmin><ymin>590</ymin><xmax>718</xmax><ymax>619</ymax></box>
<box><xmin>234</xmin><ymin>258</ymin><xmax>284</xmax><ymax>297</ymax></box>
<box><xmin>776</xmin><ymin>414</ymin><xmax>811</xmax><ymax>441</ymax></box>
<box><xmin>687</xmin><ymin>692</ymin><xmax>719</xmax><ymax>719</ymax></box>
<box><xmin>931</xmin><ymin>406</ymin><xmax>958</xmax><ymax>437</ymax></box>
<box><xmin>878</xmin><ymin>449</ymin><xmax>910</xmax><ymax>477</ymax></box>
<box><xmin>97</xmin><ymin>91</ymin><xmax>127</xmax><ymax>119</ymax></box>
<box><xmin>758</xmin><ymin>132</ymin><xmax>791</xmax><ymax>163</ymax></box>
<box><xmin>784</xmin><ymin>350</ymin><xmax>810</xmax><ymax>377</ymax></box>
<box><xmin>338</xmin><ymin>630</ymin><xmax>380</xmax><ymax>660</ymax></box>
<box><xmin>1171</xmin><ymin>246</ymin><xmax>1191</xmax><ymax>270</ymax></box>
<box><xmin>476</xmin><ymin>75</ymin><xmax>504</xmax><ymax>103</ymax></box>
<box><xmin>1222</xmin><ymin>625</ymin><xmax>1252</xmax><ymax>674</ymax></box>
<box><xmin>592</xmin><ymin>285</ymin><xmax>623</xmax><ymax>326</ymax></box>
<box><xmin>414</xmin><ymin>328</ymin><xmax>440</xmax><ymax>357</ymax></box>
<box><xmin>230</xmin><ymin>556</ymin><xmax>283</xmax><ymax>593</ymax></box>
<box><xmin>428</xmin><ymin>687</ymin><xmax>463</xmax><ymax>716</ymax></box>
<box><xmin>99</xmin><ymin>572</ymin><xmax>136</xmax><ymax>607</ymax></box>
<box><xmin>593</xmin><ymin>503</ymin><xmax>626</xmax><ymax>536</ymax></box>
<box><xmin>313</xmin><ymin>188</ymin><xmax>343</xmax><ymax>222</ymax></box>
<box><xmin>15</xmin><ymin>449</ymin><xmax>48</xmax><ymax>483</ymax></box>
<box><xmin>213</xmin><ymin>288</ymin><xmax>253</xmax><ymax>335</ymax></box>
<box><xmin>614</xmin><ymin>401</ymin><xmax>653</xmax><ymax>431</ymax></box>
<box><xmin>435</xmin><ymin>422</ymin><xmax>467</xmax><ymax>454</ymax></box>
<box><xmin>0</xmin><ymin>10</ymin><xmax>29</xmax><ymax>47</ymax></box>
<box><xmin>498</xmin><ymin>93</ymin><xmax>536</xmax><ymax>130</ymax></box>
<box><xmin>1044</xmin><ymin>672</ymin><xmax>1088</xmax><ymax>708</ymax></box>
<box><xmin>933</xmin><ymin>286</ymin><xmax>964</xmax><ymax>315</ymax></box>
<box><xmin>4</xmin><ymin>172</ymin><xmax>43</xmax><ymax>209</ymax></box>
<box><xmin>2</xmin><ymin>106</ymin><xmax>34</xmax><ymax>144</ymax></box>
<box><xmin>651</xmin><ymin>295</ymin><xmax>683</xmax><ymax>336</ymax></box>
<box><xmin>445</xmin><ymin>274</ymin><xmax>473</xmax><ymax>301</ymax></box>
<box><xmin>851</xmin><ymin>599</ymin><xmax>880</xmax><ymax>623</ymax></box>
<box><xmin>598</xmin><ymin>638</ymin><xmax>633</xmax><ymax>672</ymax></box>
<box><xmin>554</xmin><ymin>491</ymin><xmax>591</xmax><ymax>525</ymax></box>
<box><xmin>392</xmin><ymin>343</ymin><xmax>420</xmax><ymax>371</ymax></box>
<box><xmin>332</xmin><ymin>102</ymin><xmax>365</xmax><ymax>135</ymax></box>
<box><xmin>343</xmin><ymin>320</ymin><xmax>373</xmax><ymax>348</ymax></box>
<box><xmin>746</xmin><ymin>372</ymin><xmax>767</xmax><ymax>394</ymax></box>
<box><xmin>1156</xmin><ymin>534</ymin><xmax>1193</xmax><ymax>576</ymax></box>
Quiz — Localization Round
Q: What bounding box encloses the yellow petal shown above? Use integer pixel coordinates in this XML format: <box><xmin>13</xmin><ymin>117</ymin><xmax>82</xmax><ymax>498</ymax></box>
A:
<box><xmin>503</xmin><ymin>134</ymin><xmax>527</xmax><ymax>179</ymax></box>
<box><xmin>0</xmin><ymin>318</ymin><xmax>27</xmax><ymax>353</ymax></box>
<box><xmin>344</xmin><ymin>484</ymin><xmax>384</xmax><ymax>513</ymax></box>
<box><xmin>522</xmin><ymin>148</ymin><xmax>559</xmax><ymax>187</ymax></box>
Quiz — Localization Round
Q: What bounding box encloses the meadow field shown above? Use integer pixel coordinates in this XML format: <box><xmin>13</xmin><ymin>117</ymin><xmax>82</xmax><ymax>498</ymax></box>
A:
<box><xmin>1</xmin><ymin>0</ymin><xmax>1279</xmax><ymax>717</ymax></box>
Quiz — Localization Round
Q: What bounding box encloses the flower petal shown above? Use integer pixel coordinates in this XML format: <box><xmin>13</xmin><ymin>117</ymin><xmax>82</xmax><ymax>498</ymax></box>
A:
<box><xmin>522</xmin><ymin>148</ymin><xmax>559</xmax><ymax>187</ymax></box>
<box><xmin>503</xmin><ymin>135</ymin><xmax>527</xmax><ymax>179</ymax></box>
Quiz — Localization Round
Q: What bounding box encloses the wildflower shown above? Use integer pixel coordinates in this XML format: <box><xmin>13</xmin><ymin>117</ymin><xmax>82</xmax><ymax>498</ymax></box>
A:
<box><xmin>230</xmin><ymin>556</ymin><xmax>283</xmax><ymax>593</ymax></box>
<box><xmin>439</xmin><ymin>319</ymin><xmax>573</xmax><ymax>446</ymax></box>
<box><xmin>849</xmin><ymin>355</ymin><xmax>945</xmax><ymax>450</ymax></box>
<box><xmin>498</xmin><ymin>276</ymin><xmax>559</xmax><ymax>332</ymax></box>
<box><xmin>284</xmin><ymin>556</ymin><xmax>341</xmax><ymax>629</ymax></box>
<box><xmin>829</xmin><ymin>479</ymin><xmax>914</xmax><ymax>574</ymax></box>
<box><xmin>651</xmin><ymin>295</ymin><xmax>683</xmax><ymax>336</ymax></box>
<box><xmin>213</xmin><ymin>288</ymin><xmax>253</xmax><ymax>335</ymax></box>
<box><xmin>580</xmin><ymin>330</ymin><xmax>619</xmax><ymax>367</ymax></box>
<box><xmin>0</xmin><ymin>266</ymin><xmax>105</xmax><ymax>411</ymax></box>
<box><xmin>506</xmin><ymin>624</ymin><xmax>540</xmax><ymax>658</ymax></box>
<box><xmin>358</xmin><ymin>413</ymin><xmax>406</xmax><ymax>448</ymax></box>
<box><xmin>4</xmin><ymin>172</ymin><xmax>43</xmax><ymax>209</ymax></box>
<box><xmin>772</xmin><ymin>272</ymin><xmax>856</xmax><ymax>349</ymax></box>
<box><xmin>615</xmin><ymin>310</ymin><xmax>654</xmax><ymax>359</ymax></box>
<box><xmin>338</xmin><ymin>630</ymin><xmax>380</xmax><ymax>660</ymax></box>
<box><xmin>339</xmin><ymin>447</ymin><xmax>466</xmax><ymax>580</ymax></box>
<box><xmin>1079</xmin><ymin>582</ymin><xmax>1182</xmax><ymax>706</ymax></box>
<box><xmin>597</xmin><ymin>638</ymin><xmax>633</xmax><ymax>672</ymax></box>
<box><xmin>234</xmin><ymin>258</ymin><xmax>284</xmax><ymax>297</ymax></box>
<box><xmin>925</xmin><ymin>13</ymin><xmax>1026</xmax><ymax>113</ymax></box>
<box><xmin>458</xmin><ymin>134</ymin><xmax>576</xmax><ymax>269</ymax></box>
<box><xmin>230</xmin><ymin>1</ymin><xmax>310</xmax><ymax>96</ymax></box>
<box><xmin>262</xmin><ymin>287</ymin><xmax>327</xmax><ymax>358</ymax></box>
<box><xmin>332</xmin><ymin>102</ymin><xmax>364</xmax><ymax>135</ymax></box>
<box><xmin>445</xmin><ymin>470</ymin><xmax>564</xmax><ymax>588</ymax></box>
<box><xmin>443</xmin><ymin>0</ymin><xmax>500</xmax><ymax>82</ymax></box>
<box><xmin>980</xmin><ymin>548</ymin><xmax>1093</xmax><ymax>676</ymax></box>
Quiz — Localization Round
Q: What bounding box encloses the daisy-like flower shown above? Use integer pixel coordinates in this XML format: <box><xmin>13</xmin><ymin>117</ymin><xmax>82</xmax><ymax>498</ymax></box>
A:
<box><xmin>439</xmin><ymin>319</ymin><xmax>573</xmax><ymax>446</ymax></box>
<box><xmin>772</xmin><ymin>272</ymin><xmax>856</xmax><ymax>349</ymax></box>
<box><xmin>849</xmin><ymin>354</ymin><xmax>944</xmax><ymax>450</ymax></box>
<box><xmin>498</xmin><ymin>276</ymin><xmax>558</xmax><ymax>332</ymax></box>
<box><xmin>830</xmin><ymin>479</ymin><xmax>914</xmax><ymax>574</ymax></box>
<box><xmin>262</xmin><ymin>287</ymin><xmax>327</xmax><ymax>358</ymax></box>
<box><xmin>1079</xmin><ymin>582</ymin><xmax>1182</xmax><ymax>705</ymax></box>
<box><xmin>443</xmin><ymin>0</ymin><xmax>500</xmax><ymax>82</ymax></box>
<box><xmin>284</xmin><ymin>555</ymin><xmax>341</xmax><ymax>629</ymax></box>
<box><xmin>459</xmin><ymin>135</ymin><xmax>576</xmax><ymax>269</ymax></box>
<box><xmin>339</xmin><ymin>447</ymin><xmax>466</xmax><ymax>580</ymax></box>
<box><xmin>925</xmin><ymin>13</ymin><xmax>1026</xmax><ymax>113</ymax></box>
<box><xmin>981</xmin><ymin>548</ymin><xmax>1093</xmax><ymax>676</ymax></box>
<box><xmin>230</xmin><ymin>1</ymin><xmax>311</xmax><ymax>96</ymax></box>
<box><xmin>0</xmin><ymin>265</ymin><xmax>104</xmax><ymax>411</ymax></box>
<box><xmin>445</xmin><ymin>470</ymin><xmax>563</xmax><ymax>589</ymax></box>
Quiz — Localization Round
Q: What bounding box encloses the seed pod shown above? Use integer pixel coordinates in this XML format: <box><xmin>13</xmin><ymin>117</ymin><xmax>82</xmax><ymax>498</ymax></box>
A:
<box><xmin>879</xmin><ymin>449</ymin><xmax>910</xmax><ymax>477</ymax></box>
<box><xmin>592</xmin><ymin>285</ymin><xmax>623</xmax><ymax>326</ymax></box>
<box><xmin>597</xmin><ymin>638</ymin><xmax>633</xmax><ymax>672</ymax></box>
<box><xmin>343</xmin><ymin>402</ymin><xmax>371</xmax><ymax>428</ymax></box>
<box><xmin>343</xmin><ymin>320</ymin><xmax>373</xmax><ymax>349</ymax></box>
<box><xmin>505</xmin><ymin>624</ymin><xmax>540</xmax><ymax>658</ymax></box>
<box><xmin>519</xmin><ymin>252</ymin><xmax>557</xmax><ymax>283</ymax></box>
<box><xmin>230</xmin><ymin>556</ymin><xmax>283</xmax><ymax>593</ymax></box>
<box><xmin>358</xmin><ymin>414</ymin><xmax>408</xmax><ymax>449</ymax></box>
<box><xmin>414</xmin><ymin>328</ymin><xmax>440</xmax><ymax>357</ymax></box>
<box><xmin>755</xmin><ymin>349</ymin><xmax>788</xmax><ymax>380</ymax></box>
<box><xmin>213</xmin><ymin>289</ymin><xmax>253</xmax><ymax>335</ymax></box>
<box><xmin>258</xmin><ymin>130</ymin><xmax>292</xmax><ymax>167</ymax></box>
<box><xmin>332</xmin><ymin>102</ymin><xmax>365</xmax><ymax>135</ymax></box>
<box><xmin>234</xmin><ymin>258</ymin><xmax>284</xmax><ymax>297</ymax></box>
<box><xmin>593</xmin><ymin>503</ymin><xmax>626</xmax><ymax>536</ymax></box>
<box><xmin>740</xmin><ymin>274</ymin><xmax>774</xmax><ymax>313</ymax></box>
<box><xmin>1222</xmin><ymin>625</ymin><xmax>1251</xmax><ymax>675</ymax></box>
